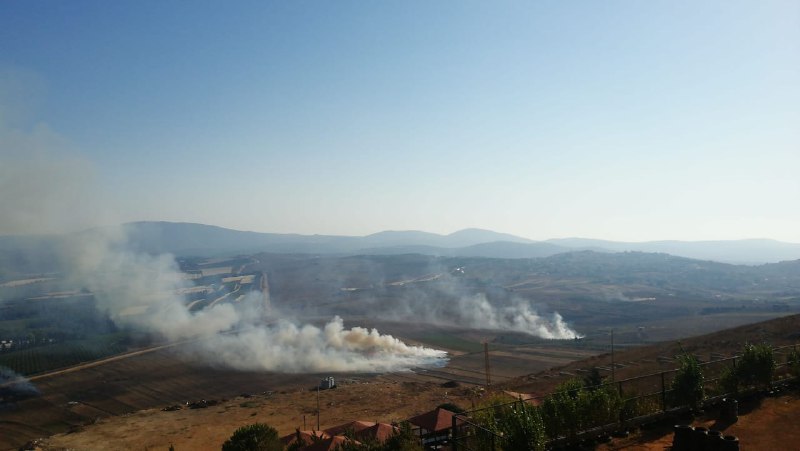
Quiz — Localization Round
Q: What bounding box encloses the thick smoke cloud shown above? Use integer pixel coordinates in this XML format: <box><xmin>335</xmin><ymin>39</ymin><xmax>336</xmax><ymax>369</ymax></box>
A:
<box><xmin>189</xmin><ymin>316</ymin><xmax>445</xmax><ymax>373</ymax></box>
<box><xmin>62</xmin><ymin>227</ymin><xmax>448</xmax><ymax>373</ymax></box>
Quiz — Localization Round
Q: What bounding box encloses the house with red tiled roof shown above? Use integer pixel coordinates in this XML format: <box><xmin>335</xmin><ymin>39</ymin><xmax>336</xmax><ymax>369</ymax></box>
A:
<box><xmin>323</xmin><ymin>420</ymin><xmax>399</xmax><ymax>444</ymax></box>
<box><xmin>407</xmin><ymin>407</ymin><xmax>462</xmax><ymax>448</ymax></box>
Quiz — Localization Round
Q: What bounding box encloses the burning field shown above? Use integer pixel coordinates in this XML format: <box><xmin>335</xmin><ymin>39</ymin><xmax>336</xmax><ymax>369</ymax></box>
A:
<box><xmin>0</xmin><ymin>226</ymin><xmax>589</xmax><ymax>450</ymax></box>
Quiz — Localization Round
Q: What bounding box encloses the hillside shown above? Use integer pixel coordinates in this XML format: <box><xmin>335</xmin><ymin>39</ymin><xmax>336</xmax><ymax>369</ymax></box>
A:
<box><xmin>504</xmin><ymin>313</ymin><xmax>800</xmax><ymax>395</ymax></box>
<box><xmin>25</xmin><ymin>313</ymin><xmax>800</xmax><ymax>451</ymax></box>
<box><xmin>548</xmin><ymin>237</ymin><xmax>800</xmax><ymax>265</ymax></box>
<box><xmin>3</xmin><ymin>222</ymin><xmax>800</xmax><ymax>269</ymax></box>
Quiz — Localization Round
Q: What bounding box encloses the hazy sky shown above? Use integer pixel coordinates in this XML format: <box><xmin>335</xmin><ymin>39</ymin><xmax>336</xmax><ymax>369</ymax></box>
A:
<box><xmin>1</xmin><ymin>1</ymin><xmax>798</xmax><ymax>241</ymax></box>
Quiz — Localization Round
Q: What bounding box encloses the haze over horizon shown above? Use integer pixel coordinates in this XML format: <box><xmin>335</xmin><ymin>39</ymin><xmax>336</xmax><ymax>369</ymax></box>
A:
<box><xmin>98</xmin><ymin>222</ymin><xmax>800</xmax><ymax>246</ymax></box>
<box><xmin>1</xmin><ymin>1</ymin><xmax>798</xmax><ymax>242</ymax></box>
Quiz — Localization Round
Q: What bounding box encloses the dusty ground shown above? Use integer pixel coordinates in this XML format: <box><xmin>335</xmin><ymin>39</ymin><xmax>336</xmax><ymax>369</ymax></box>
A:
<box><xmin>37</xmin><ymin>376</ymin><xmax>481</xmax><ymax>451</ymax></box>
<box><xmin>33</xmin><ymin>382</ymin><xmax>800</xmax><ymax>451</ymax></box>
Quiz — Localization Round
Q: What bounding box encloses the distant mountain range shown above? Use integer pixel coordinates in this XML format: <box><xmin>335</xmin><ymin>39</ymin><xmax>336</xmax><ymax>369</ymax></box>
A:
<box><xmin>122</xmin><ymin>222</ymin><xmax>800</xmax><ymax>263</ymax></box>
<box><xmin>2</xmin><ymin>222</ymin><xmax>800</xmax><ymax>271</ymax></box>
<box><xmin>544</xmin><ymin>237</ymin><xmax>800</xmax><ymax>265</ymax></box>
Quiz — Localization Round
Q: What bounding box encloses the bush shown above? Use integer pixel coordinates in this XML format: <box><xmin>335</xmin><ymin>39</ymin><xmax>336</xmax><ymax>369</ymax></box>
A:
<box><xmin>718</xmin><ymin>343</ymin><xmax>777</xmax><ymax>395</ymax></box>
<box><xmin>580</xmin><ymin>384</ymin><xmax>623</xmax><ymax>427</ymax></box>
<box><xmin>540</xmin><ymin>379</ymin><xmax>621</xmax><ymax>440</ymax></box>
<box><xmin>468</xmin><ymin>395</ymin><xmax>547</xmax><ymax>451</ymax></box>
<box><xmin>670</xmin><ymin>353</ymin><xmax>704</xmax><ymax>410</ymax></box>
<box><xmin>221</xmin><ymin>423</ymin><xmax>282</xmax><ymax>451</ymax></box>
<box><xmin>541</xmin><ymin>379</ymin><xmax>582</xmax><ymax>439</ymax></box>
<box><xmin>736</xmin><ymin>343</ymin><xmax>775</xmax><ymax>390</ymax></box>
<box><xmin>498</xmin><ymin>401</ymin><xmax>546</xmax><ymax>451</ymax></box>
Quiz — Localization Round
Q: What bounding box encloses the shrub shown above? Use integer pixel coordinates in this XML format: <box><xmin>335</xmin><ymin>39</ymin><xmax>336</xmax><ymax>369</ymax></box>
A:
<box><xmin>470</xmin><ymin>398</ymin><xmax>546</xmax><ymax>451</ymax></box>
<box><xmin>580</xmin><ymin>384</ymin><xmax>623</xmax><ymax>427</ymax></box>
<box><xmin>540</xmin><ymin>379</ymin><xmax>621</xmax><ymax>440</ymax></box>
<box><xmin>541</xmin><ymin>379</ymin><xmax>582</xmax><ymax>439</ymax></box>
<box><xmin>670</xmin><ymin>353</ymin><xmax>704</xmax><ymax>410</ymax></box>
<box><xmin>221</xmin><ymin>423</ymin><xmax>282</xmax><ymax>451</ymax></box>
<box><xmin>718</xmin><ymin>343</ymin><xmax>777</xmax><ymax>394</ymax></box>
<box><xmin>498</xmin><ymin>401</ymin><xmax>546</xmax><ymax>451</ymax></box>
<box><xmin>469</xmin><ymin>396</ymin><xmax>506</xmax><ymax>451</ymax></box>
<box><xmin>736</xmin><ymin>343</ymin><xmax>775</xmax><ymax>390</ymax></box>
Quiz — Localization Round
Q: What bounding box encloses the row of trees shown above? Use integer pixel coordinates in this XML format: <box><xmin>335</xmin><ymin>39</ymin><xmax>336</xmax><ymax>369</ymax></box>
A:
<box><xmin>467</xmin><ymin>343</ymin><xmax>800</xmax><ymax>451</ymax></box>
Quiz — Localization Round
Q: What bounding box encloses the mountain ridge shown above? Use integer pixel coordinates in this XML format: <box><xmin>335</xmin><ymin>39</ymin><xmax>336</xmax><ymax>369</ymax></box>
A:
<box><xmin>2</xmin><ymin>221</ymin><xmax>800</xmax><ymax>265</ymax></box>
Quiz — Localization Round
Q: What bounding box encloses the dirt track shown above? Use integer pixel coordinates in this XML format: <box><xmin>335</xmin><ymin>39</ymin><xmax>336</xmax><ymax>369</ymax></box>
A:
<box><xmin>27</xmin><ymin>343</ymin><xmax>181</xmax><ymax>383</ymax></box>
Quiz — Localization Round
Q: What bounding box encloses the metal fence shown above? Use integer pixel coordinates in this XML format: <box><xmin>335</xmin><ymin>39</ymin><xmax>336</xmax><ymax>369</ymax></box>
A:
<box><xmin>450</xmin><ymin>343</ymin><xmax>799</xmax><ymax>451</ymax></box>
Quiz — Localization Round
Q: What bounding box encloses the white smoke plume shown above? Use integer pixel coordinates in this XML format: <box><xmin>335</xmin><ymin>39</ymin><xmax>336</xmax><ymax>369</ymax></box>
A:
<box><xmin>0</xmin><ymin>95</ymin><xmax>447</xmax><ymax>373</ymax></box>
<box><xmin>62</xmin><ymin>227</ymin><xmax>448</xmax><ymax>373</ymax></box>
<box><xmin>190</xmin><ymin>316</ymin><xmax>446</xmax><ymax>373</ymax></box>
<box><xmin>450</xmin><ymin>294</ymin><xmax>582</xmax><ymax>339</ymax></box>
<box><xmin>378</xmin><ymin>274</ymin><xmax>582</xmax><ymax>339</ymax></box>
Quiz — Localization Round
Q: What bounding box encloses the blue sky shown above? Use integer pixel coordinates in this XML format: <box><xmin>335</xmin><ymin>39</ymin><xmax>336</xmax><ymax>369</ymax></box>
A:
<box><xmin>1</xmin><ymin>1</ymin><xmax>798</xmax><ymax>241</ymax></box>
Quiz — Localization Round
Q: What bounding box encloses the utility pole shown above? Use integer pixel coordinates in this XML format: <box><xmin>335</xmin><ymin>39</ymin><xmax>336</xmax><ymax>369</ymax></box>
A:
<box><xmin>316</xmin><ymin>385</ymin><xmax>320</xmax><ymax>431</ymax></box>
<box><xmin>611</xmin><ymin>329</ymin><xmax>615</xmax><ymax>383</ymax></box>
<box><xmin>484</xmin><ymin>341</ymin><xmax>491</xmax><ymax>387</ymax></box>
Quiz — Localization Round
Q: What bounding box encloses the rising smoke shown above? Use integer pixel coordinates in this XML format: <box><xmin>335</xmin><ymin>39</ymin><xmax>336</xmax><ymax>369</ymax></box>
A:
<box><xmin>0</xmin><ymin>367</ymin><xmax>40</xmax><ymax>408</ymax></box>
<box><xmin>1</xmin><ymin>74</ymin><xmax>576</xmax><ymax>372</ymax></box>
<box><xmin>63</xmin><ymin>226</ymin><xmax>449</xmax><ymax>373</ymax></box>
<box><xmin>372</xmin><ymin>271</ymin><xmax>582</xmax><ymax>339</ymax></box>
<box><xmin>0</xmin><ymin>98</ymin><xmax>447</xmax><ymax>373</ymax></box>
<box><xmin>450</xmin><ymin>294</ymin><xmax>581</xmax><ymax>339</ymax></box>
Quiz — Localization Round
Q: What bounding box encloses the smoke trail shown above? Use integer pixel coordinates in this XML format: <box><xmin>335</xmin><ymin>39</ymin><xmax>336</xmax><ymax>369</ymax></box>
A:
<box><xmin>452</xmin><ymin>295</ymin><xmax>582</xmax><ymax>339</ymax></box>
<box><xmin>65</xmin><ymin>229</ymin><xmax>241</xmax><ymax>340</ymax></box>
<box><xmin>64</xmin><ymin>228</ymin><xmax>447</xmax><ymax>372</ymax></box>
<box><xmin>0</xmin><ymin>367</ymin><xmax>40</xmax><ymax>405</ymax></box>
<box><xmin>0</xmin><ymin>101</ymin><xmax>447</xmax><ymax>373</ymax></box>
<box><xmin>376</xmin><ymin>272</ymin><xmax>582</xmax><ymax>339</ymax></box>
<box><xmin>189</xmin><ymin>316</ymin><xmax>446</xmax><ymax>373</ymax></box>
